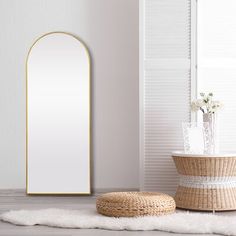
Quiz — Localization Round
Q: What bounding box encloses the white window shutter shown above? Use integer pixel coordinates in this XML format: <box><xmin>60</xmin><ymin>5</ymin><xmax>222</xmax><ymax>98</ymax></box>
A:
<box><xmin>140</xmin><ymin>0</ymin><xmax>192</xmax><ymax>194</ymax></box>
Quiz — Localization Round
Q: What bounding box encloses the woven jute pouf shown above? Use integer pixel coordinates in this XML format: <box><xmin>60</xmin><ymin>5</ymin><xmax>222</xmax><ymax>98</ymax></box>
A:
<box><xmin>96</xmin><ymin>192</ymin><xmax>176</xmax><ymax>217</ymax></box>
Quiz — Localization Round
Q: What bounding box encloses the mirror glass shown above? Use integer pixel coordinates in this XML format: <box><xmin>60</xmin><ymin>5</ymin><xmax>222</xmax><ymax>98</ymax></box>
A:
<box><xmin>27</xmin><ymin>32</ymin><xmax>90</xmax><ymax>194</ymax></box>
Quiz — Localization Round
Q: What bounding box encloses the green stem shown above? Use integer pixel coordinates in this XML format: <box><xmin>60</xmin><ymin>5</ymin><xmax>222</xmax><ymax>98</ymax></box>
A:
<box><xmin>200</xmin><ymin>107</ymin><xmax>205</xmax><ymax>113</ymax></box>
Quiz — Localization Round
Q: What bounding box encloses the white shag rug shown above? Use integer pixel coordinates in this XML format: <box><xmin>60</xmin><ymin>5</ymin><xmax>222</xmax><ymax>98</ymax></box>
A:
<box><xmin>1</xmin><ymin>208</ymin><xmax>236</xmax><ymax>235</ymax></box>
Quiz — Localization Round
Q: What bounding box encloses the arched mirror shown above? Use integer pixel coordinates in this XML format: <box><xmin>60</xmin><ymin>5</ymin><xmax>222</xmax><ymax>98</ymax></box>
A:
<box><xmin>26</xmin><ymin>32</ymin><xmax>91</xmax><ymax>194</ymax></box>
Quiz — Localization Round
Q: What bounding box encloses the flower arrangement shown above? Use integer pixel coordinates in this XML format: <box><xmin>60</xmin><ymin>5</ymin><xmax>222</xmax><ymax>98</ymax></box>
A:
<box><xmin>191</xmin><ymin>92</ymin><xmax>223</xmax><ymax>114</ymax></box>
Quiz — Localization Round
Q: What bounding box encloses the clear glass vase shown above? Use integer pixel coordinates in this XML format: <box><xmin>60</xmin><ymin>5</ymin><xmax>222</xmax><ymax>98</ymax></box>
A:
<box><xmin>203</xmin><ymin>113</ymin><xmax>219</xmax><ymax>154</ymax></box>
<box><xmin>182</xmin><ymin>122</ymin><xmax>211</xmax><ymax>154</ymax></box>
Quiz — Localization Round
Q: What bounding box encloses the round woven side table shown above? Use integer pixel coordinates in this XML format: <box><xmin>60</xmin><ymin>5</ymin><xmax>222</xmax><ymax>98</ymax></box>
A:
<box><xmin>172</xmin><ymin>151</ymin><xmax>236</xmax><ymax>211</ymax></box>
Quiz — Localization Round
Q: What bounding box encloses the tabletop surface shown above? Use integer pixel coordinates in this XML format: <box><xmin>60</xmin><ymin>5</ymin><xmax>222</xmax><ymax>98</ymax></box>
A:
<box><xmin>172</xmin><ymin>151</ymin><xmax>236</xmax><ymax>157</ymax></box>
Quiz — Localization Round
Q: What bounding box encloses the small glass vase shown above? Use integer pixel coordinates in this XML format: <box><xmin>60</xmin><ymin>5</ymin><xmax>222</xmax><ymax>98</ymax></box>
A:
<box><xmin>182</xmin><ymin>122</ymin><xmax>211</xmax><ymax>154</ymax></box>
<box><xmin>203</xmin><ymin>113</ymin><xmax>219</xmax><ymax>154</ymax></box>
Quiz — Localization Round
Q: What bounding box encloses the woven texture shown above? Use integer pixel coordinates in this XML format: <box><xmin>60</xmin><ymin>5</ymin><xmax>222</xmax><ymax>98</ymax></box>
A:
<box><xmin>96</xmin><ymin>192</ymin><xmax>176</xmax><ymax>217</ymax></box>
<box><xmin>173</xmin><ymin>155</ymin><xmax>236</xmax><ymax>211</ymax></box>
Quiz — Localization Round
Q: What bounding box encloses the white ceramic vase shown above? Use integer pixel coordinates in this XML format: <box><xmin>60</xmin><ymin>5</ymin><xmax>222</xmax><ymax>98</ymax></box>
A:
<box><xmin>203</xmin><ymin>113</ymin><xmax>219</xmax><ymax>154</ymax></box>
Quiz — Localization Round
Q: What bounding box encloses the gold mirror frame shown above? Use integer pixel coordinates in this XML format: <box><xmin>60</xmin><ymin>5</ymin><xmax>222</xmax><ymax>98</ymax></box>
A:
<box><xmin>26</xmin><ymin>32</ymin><xmax>91</xmax><ymax>195</ymax></box>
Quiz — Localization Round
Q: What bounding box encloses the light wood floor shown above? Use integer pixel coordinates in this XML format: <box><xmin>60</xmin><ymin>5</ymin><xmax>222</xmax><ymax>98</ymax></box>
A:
<box><xmin>0</xmin><ymin>190</ymin><xmax>231</xmax><ymax>236</ymax></box>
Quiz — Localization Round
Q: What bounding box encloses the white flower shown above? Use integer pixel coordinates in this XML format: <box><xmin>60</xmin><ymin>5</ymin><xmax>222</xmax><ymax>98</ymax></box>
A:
<box><xmin>212</xmin><ymin>101</ymin><xmax>223</xmax><ymax>109</ymax></box>
<box><xmin>191</xmin><ymin>102</ymin><xmax>200</xmax><ymax>111</ymax></box>
<box><xmin>191</xmin><ymin>92</ymin><xmax>223</xmax><ymax>114</ymax></box>
<box><xmin>209</xmin><ymin>100</ymin><xmax>223</xmax><ymax>113</ymax></box>
<box><xmin>196</xmin><ymin>99</ymin><xmax>205</xmax><ymax>107</ymax></box>
<box><xmin>191</xmin><ymin>99</ymin><xmax>205</xmax><ymax>112</ymax></box>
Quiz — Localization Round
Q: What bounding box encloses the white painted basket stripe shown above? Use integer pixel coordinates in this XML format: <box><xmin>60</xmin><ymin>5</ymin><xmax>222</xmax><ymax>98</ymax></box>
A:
<box><xmin>179</xmin><ymin>175</ymin><xmax>236</xmax><ymax>188</ymax></box>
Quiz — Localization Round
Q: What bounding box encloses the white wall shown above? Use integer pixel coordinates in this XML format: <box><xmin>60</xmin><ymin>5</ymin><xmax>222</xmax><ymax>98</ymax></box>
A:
<box><xmin>0</xmin><ymin>0</ymin><xmax>139</xmax><ymax>190</ymax></box>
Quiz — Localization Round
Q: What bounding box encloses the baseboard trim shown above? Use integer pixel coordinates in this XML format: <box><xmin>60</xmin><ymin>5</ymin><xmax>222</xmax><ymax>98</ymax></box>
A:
<box><xmin>0</xmin><ymin>189</ymin><xmax>26</xmax><ymax>196</ymax></box>
<box><xmin>0</xmin><ymin>188</ymin><xmax>139</xmax><ymax>197</ymax></box>
<box><xmin>92</xmin><ymin>188</ymin><xmax>139</xmax><ymax>196</ymax></box>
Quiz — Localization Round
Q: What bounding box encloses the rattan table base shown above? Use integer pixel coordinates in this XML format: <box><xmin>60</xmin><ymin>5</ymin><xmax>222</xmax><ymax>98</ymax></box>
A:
<box><xmin>175</xmin><ymin>186</ymin><xmax>236</xmax><ymax>211</ymax></box>
<box><xmin>172</xmin><ymin>152</ymin><xmax>236</xmax><ymax>211</ymax></box>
